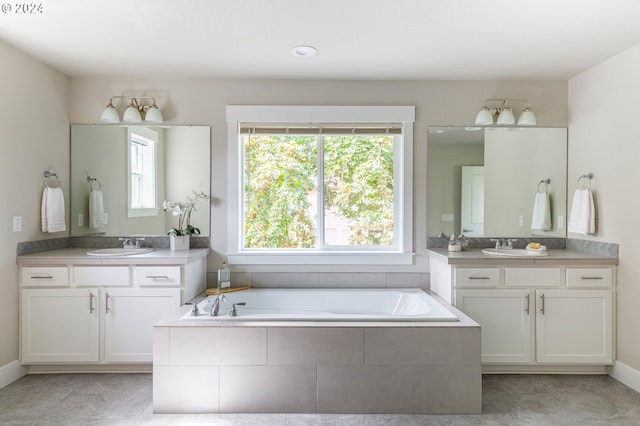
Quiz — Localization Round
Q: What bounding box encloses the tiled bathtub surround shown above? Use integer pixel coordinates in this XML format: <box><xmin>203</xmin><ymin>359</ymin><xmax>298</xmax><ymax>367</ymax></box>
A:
<box><xmin>217</xmin><ymin>271</ymin><xmax>430</xmax><ymax>290</ymax></box>
<box><xmin>153</xmin><ymin>317</ymin><xmax>481</xmax><ymax>414</ymax></box>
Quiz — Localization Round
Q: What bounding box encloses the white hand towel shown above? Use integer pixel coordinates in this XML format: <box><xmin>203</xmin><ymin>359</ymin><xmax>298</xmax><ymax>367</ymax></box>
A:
<box><xmin>89</xmin><ymin>189</ymin><xmax>105</xmax><ymax>229</ymax></box>
<box><xmin>568</xmin><ymin>188</ymin><xmax>595</xmax><ymax>235</ymax></box>
<box><xmin>531</xmin><ymin>191</ymin><xmax>552</xmax><ymax>231</ymax></box>
<box><xmin>41</xmin><ymin>187</ymin><xmax>66</xmax><ymax>233</ymax></box>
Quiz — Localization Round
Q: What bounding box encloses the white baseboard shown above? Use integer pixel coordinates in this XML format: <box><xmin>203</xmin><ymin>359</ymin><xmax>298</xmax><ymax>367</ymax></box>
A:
<box><xmin>0</xmin><ymin>360</ymin><xmax>27</xmax><ymax>390</ymax></box>
<box><xmin>607</xmin><ymin>361</ymin><xmax>640</xmax><ymax>393</ymax></box>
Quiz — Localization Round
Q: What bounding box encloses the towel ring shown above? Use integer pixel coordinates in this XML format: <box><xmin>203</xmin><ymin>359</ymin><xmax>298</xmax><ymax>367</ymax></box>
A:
<box><xmin>87</xmin><ymin>176</ymin><xmax>102</xmax><ymax>191</ymax></box>
<box><xmin>44</xmin><ymin>171</ymin><xmax>61</xmax><ymax>187</ymax></box>
<box><xmin>537</xmin><ymin>179</ymin><xmax>550</xmax><ymax>193</ymax></box>
<box><xmin>577</xmin><ymin>173</ymin><xmax>593</xmax><ymax>190</ymax></box>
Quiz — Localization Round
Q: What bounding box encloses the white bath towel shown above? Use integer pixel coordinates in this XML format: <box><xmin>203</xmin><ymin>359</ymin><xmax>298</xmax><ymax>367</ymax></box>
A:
<box><xmin>531</xmin><ymin>191</ymin><xmax>552</xmax><ymax>231</ymax></box>
<box><xmin>41</xmin><ymin>187</ymin><xmax>66</xmax><ymax>233</ymax></box>
<box><xmin>568</xmin><ymin>189</ymin><xmax>596</xmax><ymax>235</ymax></box>
<box><xmin>89</xmin><ymin>189</ymin><xmax>105</xmax><ymax>228</ymax></box>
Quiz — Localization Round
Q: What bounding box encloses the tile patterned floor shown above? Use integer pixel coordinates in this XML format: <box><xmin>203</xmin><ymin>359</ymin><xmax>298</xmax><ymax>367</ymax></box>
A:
<box><xmin>0</xmin><ymin>373</ymin><xmax>638</xmax><ymax>425</ymax></box>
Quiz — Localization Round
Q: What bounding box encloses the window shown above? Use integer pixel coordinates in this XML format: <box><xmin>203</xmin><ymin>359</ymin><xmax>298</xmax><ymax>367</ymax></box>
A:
<box><xmin>227</xmin><ymin>106</ymin><xmax>415</xmax><ymax>265</ymax></box>
<box><xmin>127</xmin><ymin>127</ymin><xmax>158</xmax><ymax>217</ymax></box>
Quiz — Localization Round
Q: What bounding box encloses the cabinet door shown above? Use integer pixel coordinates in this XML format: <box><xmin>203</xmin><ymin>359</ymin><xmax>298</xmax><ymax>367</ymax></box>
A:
<box><xmin>21</xmin><ymin>288</ymin><xmax>99</xmax><ymax>363</ymax></box>
<box><xmin>536</xmin><ymin>289</ymin><xmax>613</xmax><ymax>364</ymax></box>
<box><xmin>456</xmin><ymin>289</ymin><xmax>532</xmax><ymax>364</ymax></box>
<box><xmin>103</xmin><ymin>288</ymin><xmax>180</xmax><ymax>363</ymax></box>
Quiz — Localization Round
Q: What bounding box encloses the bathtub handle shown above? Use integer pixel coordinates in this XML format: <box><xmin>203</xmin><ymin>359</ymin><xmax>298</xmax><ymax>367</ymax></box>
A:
<box><xmin>524</xmin><ymin>294</ymin><xmax>530</xmax><ymax>315</ymax></box>
<box><xmin>229</xmin><ymin>302</ymin><xmax>246</xmax><ymax>317</ymax></box>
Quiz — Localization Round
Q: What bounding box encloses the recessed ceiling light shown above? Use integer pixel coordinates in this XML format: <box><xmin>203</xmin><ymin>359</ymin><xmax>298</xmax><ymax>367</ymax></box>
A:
<box><xmin>465</xmin><ymin>126</ymin><xmax>482</xmax><ymax>132</ymax></box>
<box><xmin>429</xmin><ymin>129</ymin><xmax>445</xmax><ymax>134</ymax></box>
<box><xmin>291</xmin><ymin>45</ymin><xmax>317</xmax><ymax>58</ymax></box>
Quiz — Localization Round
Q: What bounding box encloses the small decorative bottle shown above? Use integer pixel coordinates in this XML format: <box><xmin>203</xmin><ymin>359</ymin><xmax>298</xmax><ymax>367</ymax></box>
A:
<box><xmin>447</xmin><ymin>233</ymin><xmax>461</xmax><ymax>252</ymax></box>
<box><xmin>218</xmin><ymin>259</ymin><xmax>231</xmax><ymax>289</ymax></box>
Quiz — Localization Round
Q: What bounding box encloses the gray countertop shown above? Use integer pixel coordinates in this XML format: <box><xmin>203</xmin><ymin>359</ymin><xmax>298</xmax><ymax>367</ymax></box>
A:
<box><xmin>17</xmin><ymin>248</ymin><xmax>209</xmax><ymax>266</ymax></box>
<box><xmin>426</xmin><ymin>248</ymin><xmax>618</xmax><ymax>266</ymax></box>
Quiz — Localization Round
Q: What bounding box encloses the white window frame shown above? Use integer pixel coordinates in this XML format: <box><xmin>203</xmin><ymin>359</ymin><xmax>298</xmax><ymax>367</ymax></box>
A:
<box><xmin>226</xmin><ymin>106</ymin><xmax>415</xmax><ymax>265</ymax></box>
<box><xmin>127</xmin><ymin>127</ymin><xmax>158</xmax><ymax>218</ymax></box>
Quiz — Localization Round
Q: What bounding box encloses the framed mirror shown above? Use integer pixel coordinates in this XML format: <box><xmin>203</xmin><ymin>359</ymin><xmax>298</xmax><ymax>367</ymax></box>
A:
<box><xmin>427</xmin><ymin>126</ymin><xmax>567</xmax><ymax>238</ymax></box>
<box><xmin>70</xmin><ymin>125</ymin><xmax>211</xmax><ymax>237</ymax></box>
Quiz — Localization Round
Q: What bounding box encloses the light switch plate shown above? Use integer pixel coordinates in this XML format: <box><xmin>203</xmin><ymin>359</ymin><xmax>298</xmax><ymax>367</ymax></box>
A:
<box><xmin>13</xmin><ymin>216</ymin><xmax>22</xmax><ymax>232</ymax></box>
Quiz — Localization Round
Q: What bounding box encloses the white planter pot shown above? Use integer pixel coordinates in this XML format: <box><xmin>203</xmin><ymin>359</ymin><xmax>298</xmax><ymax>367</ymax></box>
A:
<box><xmin>170</xmin><ymin>235</ymin><xmax>190</xmax><ymax>251</ymax></box>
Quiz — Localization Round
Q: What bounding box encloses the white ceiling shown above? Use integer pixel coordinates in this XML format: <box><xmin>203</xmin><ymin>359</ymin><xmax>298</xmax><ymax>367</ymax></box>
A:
<box><xmin>2</xmin><ymin>0</ymin><xmax>640</xmax><ymax>80</ymax></box>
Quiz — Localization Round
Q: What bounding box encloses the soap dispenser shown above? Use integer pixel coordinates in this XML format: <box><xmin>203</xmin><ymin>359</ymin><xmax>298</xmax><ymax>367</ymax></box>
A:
<box><xmin>218</xmin><ymin>259</ymin><xmax>231</xmax><ymax>289</ymax></box>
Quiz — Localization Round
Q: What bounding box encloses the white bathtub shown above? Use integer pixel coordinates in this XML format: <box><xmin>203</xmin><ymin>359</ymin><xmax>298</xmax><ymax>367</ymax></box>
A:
<box><xmin>184</xmin><ymin>288</ymin><xmax>458</xmax><ymax>321</ymax></box>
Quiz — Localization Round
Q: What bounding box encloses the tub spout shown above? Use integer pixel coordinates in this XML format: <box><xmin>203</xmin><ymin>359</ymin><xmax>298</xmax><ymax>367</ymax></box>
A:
<box><xmin>210</xmin><ymin>294</ymin><xmax>227</xmax><ymax>316</ymax></box>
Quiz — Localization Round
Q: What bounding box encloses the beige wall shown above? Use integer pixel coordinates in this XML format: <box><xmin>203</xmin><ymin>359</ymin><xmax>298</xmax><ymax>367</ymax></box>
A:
<box><xmin>0</xmin><ymin>40</ymin><xmax>70</xmax><ymax>367</ymax></box>
<box><xmin>69</xmin><ymin>78</ymin><xmax>568</xmax><ymax>274</ymax></box>
<box><xmin>569</xmin><ymin>43</ymin><xmax>640</xmax><ymax>372</ymax></box>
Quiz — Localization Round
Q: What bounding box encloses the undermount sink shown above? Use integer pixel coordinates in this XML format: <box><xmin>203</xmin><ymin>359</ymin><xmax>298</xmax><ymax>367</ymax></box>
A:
<box><xmin>86</xmin><ymin>248</ymin><xmax>154</xmax><ymax>257</ymax></box>
<box><xmin>481</xmin><ymin>248</ymin><xmax>548</xmax><ymax>257</ymax></box>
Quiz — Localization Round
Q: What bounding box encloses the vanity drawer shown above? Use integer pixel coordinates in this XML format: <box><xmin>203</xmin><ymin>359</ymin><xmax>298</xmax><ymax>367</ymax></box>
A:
<box><xmin>566</xmin><ymin>268</ymin><xmax>613</xmax><ymax>288</ymax></box>
<box><xmin>74</xmin><ymin>266</ymin><xmax>130</xmax><ymax>286</ymax></box>
<box><xmin>454</xmin><ymin>268</ymin><xmax>500</xmax><ymax>287</ymax></box>
<box><xmin>134</xmin><ymin>266</ymin><xmax>181</xmax><ymax>286</ymax></box>
<box><xmin>505</xmin><ymin>267</ymin><xmax>562</xmax><ymax>287</ymax></box>
<box><xmin>21</xmin><ymin>267</ymin><xmax>69</xmax><ymax>287</ymax></box>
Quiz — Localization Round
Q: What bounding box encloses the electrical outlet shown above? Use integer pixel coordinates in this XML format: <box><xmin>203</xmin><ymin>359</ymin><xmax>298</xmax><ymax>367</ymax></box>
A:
<box><xmin>558</xmin><ymin>215</ymin><xmax>564</xmax><ymax>228</ymax></box>
<box><xmin>442</xmin><ymin>213</ymin><xmax>454</xmax><ymax>222</ymax></box>
<box><xmin>13</xmin><ymin>216</ymin><xmax>22</xmax><ymax>232</ymax></box>
<box><xmin>103</xmin><ymin>213</ymin><xmax>108</xmax><ymax>224</ymax></box>
<box><xmin>519</xmin><ymin>215</ymin><xmax>524</xmax><ymax>226</ymax></box>
<box><xmin>78</xmin><ymin>213</ymin><xmax>84</xmax><ymax>227</ymax></box>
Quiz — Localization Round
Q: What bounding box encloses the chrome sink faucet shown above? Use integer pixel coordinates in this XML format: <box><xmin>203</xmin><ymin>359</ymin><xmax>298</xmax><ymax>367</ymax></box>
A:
<box><xmin>492</xmin><ymin>238</ymin><xmax>517</xmax><ymax>249</ymax></box>
<box><xmin>210</xmin><ymin>294</ymin><xmax>227</xmax><ymax>316</ymax></box>
<box><xmin>119</xmin><ymin>237</ymin><xmax>145</xmax><ymax>248</ymax></box>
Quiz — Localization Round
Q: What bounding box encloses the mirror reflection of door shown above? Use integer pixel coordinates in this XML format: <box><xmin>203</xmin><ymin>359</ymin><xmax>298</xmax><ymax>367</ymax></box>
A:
<box><xmin>461</xmin><ymin>166</ymin><xmax>484</xmax><ymax>236</ymax></box>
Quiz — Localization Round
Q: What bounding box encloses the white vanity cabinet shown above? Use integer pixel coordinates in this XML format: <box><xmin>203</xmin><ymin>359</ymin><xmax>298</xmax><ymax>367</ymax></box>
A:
<box><xmin>18</xmin><ymin>249</ymin><xmax>207</xmax><ymax>367</ymax></box>
<box><xmin>21</xmin><ymin>288</ymin><xmax>99</xmax><ymax>363</ymax></box>
<box><xmin>456</xmin><ymin>288</ymin><xmax>532</xmax><ymax>363</ymax></box>
<box><xmin>428</xmin><ymin>250</ymin><xmax>616</xmax><ymax>371</ymax></box>
<box><xmin>103</xmin><ymin>287</ymin><xmax>180</xmax><ymax>362</ymax></box>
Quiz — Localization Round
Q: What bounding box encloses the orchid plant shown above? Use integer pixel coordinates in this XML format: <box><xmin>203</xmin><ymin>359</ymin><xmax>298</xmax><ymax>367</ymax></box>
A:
<box><xmin>162</xmin><ymin>190</ymin><xmax>210</xmax><ymax>236</ymax></box>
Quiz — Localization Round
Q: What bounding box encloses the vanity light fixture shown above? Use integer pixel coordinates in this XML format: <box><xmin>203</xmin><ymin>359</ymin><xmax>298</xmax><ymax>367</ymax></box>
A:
<box><xmin>100</xmin><ymin>96</ymin><xmax>163</xmax><ymax>123</ymax></box>
<box><xmin>474</xmin><ymin>98</ymin><xmax>536</xmax><ymax>126</ymax></box>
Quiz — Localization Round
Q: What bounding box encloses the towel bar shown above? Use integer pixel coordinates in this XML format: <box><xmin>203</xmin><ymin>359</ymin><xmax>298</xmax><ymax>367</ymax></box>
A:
<box><xmin>87</xmin><ymin>176</ymin><xmax>102</xmax><ymax>191</ymax></box>
<box><xmin>577</xmin><ymin>173</ymin><xmax>593</xmax><ymax>190</ymax></box>
<box><xmin>44</xmin><ymin>171</ymin><xmax>61</xmax><ymax>187</ymax></box>
<box><xmin>537</xmin><ymin>179</ymin><xmax>550</xmax><ymax>193</ymax></box>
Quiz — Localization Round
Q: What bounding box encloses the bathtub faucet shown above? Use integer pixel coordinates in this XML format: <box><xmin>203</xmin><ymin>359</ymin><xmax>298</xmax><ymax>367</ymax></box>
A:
<box><xmin>210</xmin><ymin>294</ymin><xmax>227</xmax><ymax>316</ymax></box>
